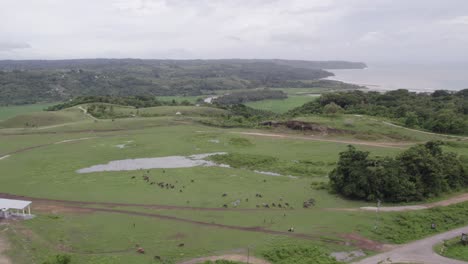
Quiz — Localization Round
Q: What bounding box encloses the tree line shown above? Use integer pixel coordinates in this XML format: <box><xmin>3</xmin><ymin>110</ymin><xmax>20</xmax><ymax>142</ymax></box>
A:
<box><xmin>290</xmin><ymin>89</ymin><xmax>468</xmax><ymax>135</ymax></box>
<box><xmin>45</xmin><ymin>95</ymin><xmax>193</xmax><ymax>111</ymax></box>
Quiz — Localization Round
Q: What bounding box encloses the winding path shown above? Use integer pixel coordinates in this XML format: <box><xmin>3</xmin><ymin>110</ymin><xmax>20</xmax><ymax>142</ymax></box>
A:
<box><xmin>353</xmin><ymin>225</ymin><xmax>468</xmax><ymax>264</ymax></box>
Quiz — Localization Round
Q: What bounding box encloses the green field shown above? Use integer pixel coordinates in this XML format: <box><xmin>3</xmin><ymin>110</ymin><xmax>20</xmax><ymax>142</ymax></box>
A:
<box><xmin>0</xmin><ymin>103</ymin><xmax>58</xmax><ymax>121</ymax></box>
<box><xmin>245</xmin><ymin>96</ymin><xmax>319</xmax><ymax>113</ymax></box>
<box><xmin>1</xmin><ymin>104</ymin><xmax>467</xmax><ymax>264</ymax></box>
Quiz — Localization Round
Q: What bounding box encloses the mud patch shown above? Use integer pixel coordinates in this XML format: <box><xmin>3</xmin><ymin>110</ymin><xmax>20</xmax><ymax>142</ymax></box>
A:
<box><xmin>77</xmin><ymin>152</ymin><xmax>228</xmax><ymax>173</ymax></box>
<box><xmin>341</xmin><ymin>233</ymin><xmax>386</xmax><ymax>251</ymax></box>
<box><xmin>261</xmin><ymin>120</ymin><xmax>350</xmax><ymax>135</ymax></box>
<box><xmin>331</xmin><ymin>250</ymin><xmax>366</xmax><ymax>262</ymax></box>
<box><xmin>33</xmin><ymin>203</ymin><xmax>94</xmax><ymax>215</ymax></box>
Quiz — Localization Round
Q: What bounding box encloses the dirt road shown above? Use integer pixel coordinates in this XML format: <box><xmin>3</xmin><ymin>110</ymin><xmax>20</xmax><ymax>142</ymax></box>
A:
<box><xmin>353</xmin><ymin>225</ymin><xmax>468</xmax><ymax>264</ymax></box>
<box><xmin>233</xmin><ymin>132</ymin><xmax>412</xmax><ymax>149</ymax></box>
<box><xmin>360</xmin><ymin>193</ymin><xmax>468</xmax><ymax>212</ymax></box>
<box><xmin>0</xmin><ymin>234</ymin><xmax>12</xmax><ymax>264</ymax></box>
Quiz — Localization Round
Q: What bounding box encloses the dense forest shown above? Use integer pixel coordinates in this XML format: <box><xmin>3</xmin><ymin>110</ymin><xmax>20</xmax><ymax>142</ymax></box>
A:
<box><xmin>329</xmin><ymin>142</ymin><xmax>467</xmax><ymax>202</ymax></box>
<box><xmin>290</xmin><ymin>89</ymin><xmax>468</xmax><ymax>135</ymax></box>
<box><xmin>0</xmin><ymin>59</ymin><xmax>365</xmax><ymax>105</ymax></box>
<box><xmin>214</xmin><ymin>89</ymin><xmax>287</xmax><ymax>105</ymax></box>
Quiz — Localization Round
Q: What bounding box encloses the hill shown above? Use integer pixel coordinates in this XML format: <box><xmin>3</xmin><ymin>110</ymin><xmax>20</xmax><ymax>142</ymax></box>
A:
<box><xmin>0</xmin><ymin>59</ymin><xmax>366</xmax><ymax>105</ymax></box>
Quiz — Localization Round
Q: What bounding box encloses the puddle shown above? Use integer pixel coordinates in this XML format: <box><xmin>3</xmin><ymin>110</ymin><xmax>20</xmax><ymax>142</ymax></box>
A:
<box><xmin>254</xmin><ymin>170</ymin><xmax>282</xmax><ymax>177</ymax></box>
<box><xmin>331</xmin><ymin>250</ymin><xmax>366</xmax><ymax>262</ymax></box>
<box><xmin>208</xmin><ymin>139</ymin><xmax>220</xmax><ymax>144</ymax></box>
<box><xmin>254</xmin><ymin>170</ymin><xmax>299</xmax><ymax>179</ymax></box>
<box><xmin>0</xmin><ymin>155</ymin><xmax>10</xmax><ymax>161</ymax></box>
<box><xmin>77</xmin><ymin>152</ymin><xmax>227</xmax><ymax>173</ymax></box>
<box><xmin>115</xmin><ymin>140</ymin><xmax>134</xmax><ymax>149</ymax></box>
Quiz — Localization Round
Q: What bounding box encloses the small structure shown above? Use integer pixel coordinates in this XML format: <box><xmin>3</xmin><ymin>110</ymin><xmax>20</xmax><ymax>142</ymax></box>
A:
<box><xmin>0</xmin><ymin>198</ymin><xmax>32</xmax><ymax>219</ymax></box>
<box><xmin>461</xmin><ymin>233</ymin><xmax>468</xmax><ymax>245</ymax></box>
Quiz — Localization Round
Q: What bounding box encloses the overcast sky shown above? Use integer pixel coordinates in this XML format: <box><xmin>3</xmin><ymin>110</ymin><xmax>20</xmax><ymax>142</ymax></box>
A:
<box><xmin>1</xmin><ymin>0</ymin><xmax>468</xmax><ymax>63</ymax></box>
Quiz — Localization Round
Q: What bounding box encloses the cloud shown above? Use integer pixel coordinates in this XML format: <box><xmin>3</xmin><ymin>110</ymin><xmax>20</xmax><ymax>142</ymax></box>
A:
<box><xmin>439</xmin><ymin>16</ymin><xmax>468</xmax><ymax>25</ymax></box>
<box><xmin>0</xmin><ymin>42</ymin><xmax>31</xmax><ymax>51</ymax></box>
<box><xmin>0</xmin><ymin>0</ymin><xmax>467</xmax><ymax>62</ymax></box>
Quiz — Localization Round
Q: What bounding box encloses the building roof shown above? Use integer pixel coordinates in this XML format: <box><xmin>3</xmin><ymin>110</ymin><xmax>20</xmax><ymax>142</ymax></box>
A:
<box><xmin>0</xmin><ymin>198</ymin><xmax>32</xmax><ymax>210</ymax></box>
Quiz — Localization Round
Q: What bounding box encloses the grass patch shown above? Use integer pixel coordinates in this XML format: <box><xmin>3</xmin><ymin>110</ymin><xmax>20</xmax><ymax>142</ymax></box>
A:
<box><xmin>368</xmin><ymin>202</ymin><xmax>468</xmax><ymax>244</ymax></box>
<box><xmin>209</xmin><ymin>153</ymin><xmax>330</xmax><ymax>177</ymax></box>
<box><xmin>436</xmin><ymin>238</ymin><xmax>468</xmax><ymax>261</ymax></box>
<box><xmin>262</xmin><ymin>245</ymin><xmax>341</xmax><ymax>264</ymax></box>
<box><xmin>245</xmin><ymin>96</ymin><xmax>318</xmax><ymax>114</ymax></box>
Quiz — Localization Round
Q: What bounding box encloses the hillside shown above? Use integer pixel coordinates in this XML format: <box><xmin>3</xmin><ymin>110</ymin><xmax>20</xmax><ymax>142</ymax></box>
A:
<box><xmin>0</xmin><ymin>59</ymin><xmax>365</xmax><ymax>105</ymax></box>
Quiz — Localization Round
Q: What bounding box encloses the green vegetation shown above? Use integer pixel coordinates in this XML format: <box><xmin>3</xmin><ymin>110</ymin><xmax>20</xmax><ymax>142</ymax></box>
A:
<box><xmin>209</xmin><ymin>153</ymin><xmax>334</xmax><ymax>177</ymax></box>
<box><xmin>245</xmin><ymin>96</ymin><xmax>318</xmax><ymax>113</ymax></box>
<box><xmin>370</xmin><ymin>202</ymin><xmax>468</xmax><ymax>244</ymax></box>
<box><xmin>0</xmin><ymin>59</ymin><xmax>365</xmax><ymax>105</ymax></box>
<box><xmin>46</xmin><ymin>95</ymin><xmax>194</xmax><ymax>111</ymax></box>
<box><xmin>290</xmin><ymin>89</ymin><xmax>468</xmax><ymax>135</ymax></box>
<box><xmin>436</xmin><ymin>237</ymin><xmax>468</xmax><ymax>261</ymax></box>
<box><xmin>3</xmin><ymin>85</ymin><xmax>468</xmax><ymax>264</ymax></box>
<box><xmin>330</xmin><ymin>142</ymin><xmax>467</xmax><ymax>202</ymax></box>
<box><xmin>0</xmin><ymin>103</ymin><xmax>57</xmax><ymax>121</ymax></box>
<box><xmin>262</xmin><ymin>246</ymin><xmax>341</xmax><ymax>264</ymax></box>
<box><xmin>214</xmin><ymin>89</ymin><xmax>287</xmax><ymax>105</ymax></box>
<box><xmin>0</xmin><ymin>108</ymin><xmax>88</xmax><ymax>128</ymax></box>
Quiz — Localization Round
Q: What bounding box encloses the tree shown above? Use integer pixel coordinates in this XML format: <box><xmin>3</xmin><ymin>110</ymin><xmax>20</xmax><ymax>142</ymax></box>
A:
<box><xmin>329</xmin><ymin>142</ymin><xmax>467</xmax><ymax>202</ymax></box>
<box><xmin>323</xmin><ymin>102</ymin><xmax>343</xmax><ymax>116</ymax></box>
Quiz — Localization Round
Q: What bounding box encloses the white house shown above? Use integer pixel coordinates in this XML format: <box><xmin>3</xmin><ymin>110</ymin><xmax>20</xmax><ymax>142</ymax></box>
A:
<box><xmin>0</xmin><ymin>198</ymin><xmax>32</xmax><ymax>219</ymax></box>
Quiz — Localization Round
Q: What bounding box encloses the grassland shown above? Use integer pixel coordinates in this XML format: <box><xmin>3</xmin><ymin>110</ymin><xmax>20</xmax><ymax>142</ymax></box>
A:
<box><xmin>1</xmin><ymin>104</ymin><xmax>467</xmax><ymax>264</ymax></box>
<box><xmin>435</xmin><ymin>237</ymin><xmax>468</xmax><ymax>261</ymax></box>
<box><xmin>245</xmin><ymin>96</ymin><xmax>318</xmax><ymax>113</ymax></box>
<box><xmin>0</xmin><ymin>103</ymin><xmax>58</xmax><ymax>121</ymax></box>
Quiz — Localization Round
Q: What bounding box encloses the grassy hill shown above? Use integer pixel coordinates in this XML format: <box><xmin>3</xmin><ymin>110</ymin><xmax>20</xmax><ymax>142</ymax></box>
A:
<box><xmin>0</xmin><ymin>107</ymin><xmax>88</xmax><ymax>128</ymax></box>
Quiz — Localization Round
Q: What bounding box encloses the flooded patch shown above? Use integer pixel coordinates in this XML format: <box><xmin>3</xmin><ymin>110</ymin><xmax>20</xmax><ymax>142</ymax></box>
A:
<box><xmin>208</xmin><ymin>139</ymin><xmax>220</xmax><ymax>144</ymax></box>
<box><xmin>331</xmin><ymin>250</ymin><xmax>366</xmax><ymax>262</ymax></box>
<box><xmin>0</xmin><ymin>155</ymin><xmax>10</xmax><ymax>161</ymax></box>
<box><xmin>77</xmin><ymin>152</ymin><xmax>227</xmax><ymax>173</ymax></box>
<box><xmin>254</xmin><ymin>170</ymin><xmax>298</xmax><ymax>179</ymax></box>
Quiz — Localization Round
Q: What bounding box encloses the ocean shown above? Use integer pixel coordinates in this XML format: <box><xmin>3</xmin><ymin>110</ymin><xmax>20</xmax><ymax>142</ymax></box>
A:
<box><xmin>326</xmin><ymin>62</ymin><xmax>468</xmax><ymax>92</ymax></box>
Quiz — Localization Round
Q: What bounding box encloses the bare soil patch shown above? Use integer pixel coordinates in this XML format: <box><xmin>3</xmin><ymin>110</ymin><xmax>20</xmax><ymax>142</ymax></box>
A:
<box><xmin>0</xmin><ymin>235</ymin><xmax>12</xmax><ymax>264</ymax></box>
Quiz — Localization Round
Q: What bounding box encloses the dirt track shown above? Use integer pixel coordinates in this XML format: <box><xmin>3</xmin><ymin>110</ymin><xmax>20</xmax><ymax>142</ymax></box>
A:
<box><xmin>0</xmin><ymin>233</ymin><xmax>11</xmax><ymax>264</ymax></box>
<box><xmin>359</xmin><ymin>193</ymin><xmax>468</xmax><ymax>212</ymax></box>
<box><xmin>232</xmin><ymin>131</ymin><xmax>412</xmax><ymax>149</ymax></box>
<box><xmin>352</xmin><ymin>225</ymin><xmax>468</xmax><ymax>264</ymax></box>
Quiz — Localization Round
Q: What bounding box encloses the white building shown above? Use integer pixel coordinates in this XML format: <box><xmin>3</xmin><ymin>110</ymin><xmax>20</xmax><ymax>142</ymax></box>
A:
<box><xmin>0</xmin><ymin>198</ymin><xmax>32</xmax><ymax>219</ymax></box>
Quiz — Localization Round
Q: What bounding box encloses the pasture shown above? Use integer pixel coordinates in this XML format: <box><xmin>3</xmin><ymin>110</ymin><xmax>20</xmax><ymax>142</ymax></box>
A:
<box><xmin>1</xmin><ymin>103</ymin><xmax>467</xmax><ymax>264</ymax></box>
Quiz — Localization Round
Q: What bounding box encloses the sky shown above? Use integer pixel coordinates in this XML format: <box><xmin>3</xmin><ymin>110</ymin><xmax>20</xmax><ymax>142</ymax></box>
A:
<box><xmin>1</xmin><ymin>0</ymin><xmax>468</xmax><ymax>63</ymax></box>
